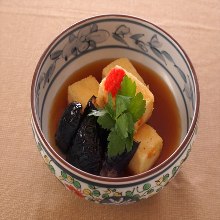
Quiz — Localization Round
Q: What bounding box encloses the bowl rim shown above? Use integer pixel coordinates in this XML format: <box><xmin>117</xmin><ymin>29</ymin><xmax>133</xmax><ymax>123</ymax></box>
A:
<box><xmin>31</xmin><ymin>14</ymin><xmax>200</xmax><ymax>184</ymax></box>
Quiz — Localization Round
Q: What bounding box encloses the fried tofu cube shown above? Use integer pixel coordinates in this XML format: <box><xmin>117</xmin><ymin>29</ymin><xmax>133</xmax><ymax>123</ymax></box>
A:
<box><xmin>128</xmin><ymin>124</ymin><xmax>163</xmax><ymax>175</ymax></box>
<box><xmin>102</xmin><ymin>58</ymin><xmax>145</xmax><ymax>84</ymax></box>
<box><xmin>68</xmin><ymin>75</ymin><xmax>99</xmax><ymax>110</ymax></box>
<box><xmin>96</xmin><ymin>65</ymin><xmax>154</xmax><ymax>131</ymax></box>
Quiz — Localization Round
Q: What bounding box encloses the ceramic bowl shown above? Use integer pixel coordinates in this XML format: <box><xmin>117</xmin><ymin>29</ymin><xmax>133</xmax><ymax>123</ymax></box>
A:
<box><xmin>31</xmin><ymin>15</ymin><xmax>199</xmax><ymax>205</ymax></box>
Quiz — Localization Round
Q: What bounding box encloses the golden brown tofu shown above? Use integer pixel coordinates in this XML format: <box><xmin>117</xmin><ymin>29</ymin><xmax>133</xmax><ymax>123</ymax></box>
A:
<box><xmin>96</xmin><ymin>65</ymin><xmax>154</xmax><ymax>131</ymax></box>
<box><xmin>102</xmin><ymin>58</ymin><xmax>145</xmax><ymax>84</ymax></box>
<box><xmin>68</xmin><ymin>75</ymin><xmax>99</xmax><ymax>110</ymax></box>
<box><xmin>128</xmin><ymin>124</ymin><xmax>163</xmax><ymax>175</ymax></box>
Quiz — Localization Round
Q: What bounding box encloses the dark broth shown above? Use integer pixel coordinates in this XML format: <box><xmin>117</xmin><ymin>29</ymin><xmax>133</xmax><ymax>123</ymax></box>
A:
<box><xmin>49</xmin><ymin>59</ymin><xmax>181</xmax><ymax>169</ymax></box>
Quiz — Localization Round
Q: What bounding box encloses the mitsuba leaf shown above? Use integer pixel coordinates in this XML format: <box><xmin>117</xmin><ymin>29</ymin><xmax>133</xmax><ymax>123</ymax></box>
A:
<box><xmin>89</xmin><ymin>109</ymin><xmax>106</xmax><ymax>117</ymax></box>
<box><xmin>115</xmin><ymin>95</ymin><xmax>130</xmax><ymax>118</ymax></box>
<box><xmin>105</xmin><ymin>94</ymin><xmax>115</xmax><ymax>117</ymax></box>
<box><xmin>125</xmin><ymin>135</ymin><xmax>133</xmax><ymax>152</ymax></box>
<box><xmin>97</xmin><ymin>113</ymin><xmax>115</xmax><ymax>130</ymax></box>
<box><xmin>115</xmin><ymin>114</ymin><xmax>129</xmax><ymax>138</ymax></box>
<box><xmin>119</xmin><ymin>75</ymin><xmax>136</xmax><ymax>97</ymax></box>
<box><xmin>126</xmin><ymin>112</ymin><xmax>134</xmax><ymax>135</ymax></box>
<box><xmin>107</xmin><ymin>129</ymin><xmax>126</xmax><ymax>157</ymax></box>
<box><xmin>128</xmin><ymin>92</ymin><xmax>146</xmax><ymax>122</ymax></box>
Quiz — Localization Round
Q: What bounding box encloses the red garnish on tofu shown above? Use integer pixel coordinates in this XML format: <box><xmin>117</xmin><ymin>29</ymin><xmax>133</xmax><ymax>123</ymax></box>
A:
<box><xmin>104</xmin><ymin>67</ymin><xmax>125</xmax><ymax>97</ymax></box>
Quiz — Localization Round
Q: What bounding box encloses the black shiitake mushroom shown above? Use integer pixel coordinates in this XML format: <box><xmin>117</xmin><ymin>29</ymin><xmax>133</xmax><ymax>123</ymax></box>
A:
<box><xmin>67</xmin><ymin>115</ymin><xmax>104</xmax><ymax>175</ymax></box>
<box><xmin>66</xmin><ymin>96</ymin><xmax>107</xmax><ymax>175</ymax></box>
<box><xmin>100</xmin><ymin>141</ymin><xmax>139</xmax><ymax>177</ymax></box>
<box><xmin>55</xmin><ymin>102</ymin><xmax>82</xmax><ymax>153</ymax></box>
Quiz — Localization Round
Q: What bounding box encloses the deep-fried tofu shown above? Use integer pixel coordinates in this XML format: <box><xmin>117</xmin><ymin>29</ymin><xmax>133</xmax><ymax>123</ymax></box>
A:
<box><xmin>128</xmin><ymin>124</ymin><xmax>163</xmax><ymax>175</ymax></box>
<box><xmin>102</xmin><ymin>58</ymin><xmax>145</xmax><ymax>84</ymax></box>
<box><xmin>96</xmin><ymin>65</ymin><xmax>154</xmax><ymax>131</ymax></box>
<box><xmin>68</xmin><ymin>75</ymin><xmax>99</xmax><ymax>110</ymax></box>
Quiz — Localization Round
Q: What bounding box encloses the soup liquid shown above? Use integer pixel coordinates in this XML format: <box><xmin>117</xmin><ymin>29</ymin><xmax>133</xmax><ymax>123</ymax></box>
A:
<box><xmin>49</xmin><ymin>59</ymin><xmax>181</xmax><ymax>168</ymax></box>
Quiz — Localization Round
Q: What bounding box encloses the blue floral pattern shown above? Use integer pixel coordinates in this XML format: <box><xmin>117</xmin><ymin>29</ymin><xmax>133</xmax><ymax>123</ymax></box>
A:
<box><xmin>36</xmin><ymin>24</ymin><xmax>109</xmax><ymax>94</ymax></box>
<box><xmin>35</xmin><ymin>23</ymin><xmax>110</xmax><ymax>120</ymax></box>
<box><xmin>35</xmin><ymin>21</ymin><xmax>194</xmax><ymax>128</ymax></box>
<box><xmin>112</xmin><ymin>25</ymin><xmax>194</xmax><ymax>108</ymax></box>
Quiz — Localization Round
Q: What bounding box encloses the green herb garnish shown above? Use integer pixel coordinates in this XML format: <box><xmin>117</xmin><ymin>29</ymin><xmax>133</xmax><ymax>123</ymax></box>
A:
<box><xmin>90</xmin><ymin>75</ymin><xmax>146</xmax><ymax>157</ymax></box>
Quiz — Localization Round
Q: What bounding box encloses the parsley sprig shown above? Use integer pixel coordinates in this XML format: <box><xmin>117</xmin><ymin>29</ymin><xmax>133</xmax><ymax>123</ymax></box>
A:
<box><xmin>91</xmin><ymin>75</ymin><xmax>146</xmax><ymax>158</ymax></box>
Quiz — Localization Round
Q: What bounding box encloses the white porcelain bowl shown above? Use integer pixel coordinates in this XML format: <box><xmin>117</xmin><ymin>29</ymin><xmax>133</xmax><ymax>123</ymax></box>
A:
<box><xmin>31</xmin><ymin>15</ymin><xmax>200</xmax><ymax>204</ymax></box>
